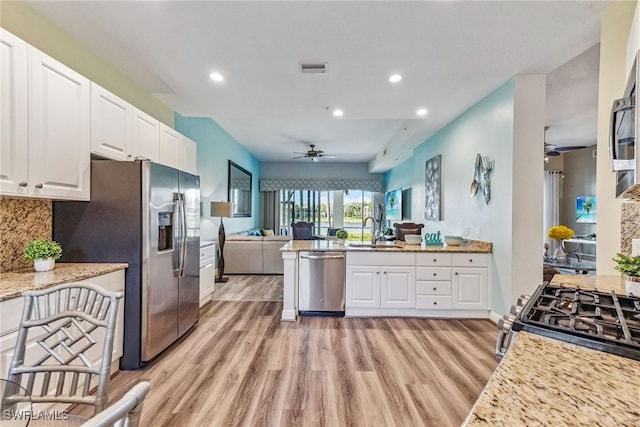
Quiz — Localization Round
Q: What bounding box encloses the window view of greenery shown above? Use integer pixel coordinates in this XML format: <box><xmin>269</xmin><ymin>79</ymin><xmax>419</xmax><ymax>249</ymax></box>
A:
<box><xmin>279</xmin><ymin>190</ymin><xmax>377</xmax><ymax>241</ymax></box>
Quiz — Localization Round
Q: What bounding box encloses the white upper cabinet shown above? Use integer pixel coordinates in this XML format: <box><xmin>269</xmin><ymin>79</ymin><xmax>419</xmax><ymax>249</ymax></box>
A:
<box><xmin>0</xmin><ymin>29</ymin><xmax>29</xmax><ymax>197</ymax></box>
<box><xmin>91</xmin><ymin>82</ymin><xmax>131</xmax><ymax>161</ymax></box>
<box><xmin>182</xmin><ymin>135</ymin><xmax>197</xmax><ymax>175</ymax></box>
<box><xmin>1</xmin><ymin>30</ymin><xmax>90</xmax><ymax>201</ymax></box>
<box><xmin>133</xmin><ymin>108</ymin><xmax>160</xmax><ymax>162</ymax></box>
<box><xmin>91</xmin><ymin>83</ymin><xmax>161</xmax><ymax>163</ymax></box>
<box><xmin>29</xmin><ymin>46</ymin><xmax>90</xmax><ymax>200</ymax></box>
<box><xmin>159</xmin><ymin>123</ymin><xmax>182</xmax><ymax>170</ymax></box>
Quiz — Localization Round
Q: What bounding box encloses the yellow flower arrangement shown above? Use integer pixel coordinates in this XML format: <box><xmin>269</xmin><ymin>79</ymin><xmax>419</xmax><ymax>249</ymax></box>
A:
<box><xmin>547</xmin><ymin>225</ymin><xmax>574</xmax><ymax>241</ymax></box>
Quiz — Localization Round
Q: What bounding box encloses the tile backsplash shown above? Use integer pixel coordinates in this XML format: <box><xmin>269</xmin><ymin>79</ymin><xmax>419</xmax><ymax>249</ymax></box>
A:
<box><xmin>0</xmin><ymin>197</ymin><xmax>52</xmax><ymax>272</ymax></box>
<box><xmin>621</xmin><ymin>202</ymin><xmax>640</xmax><ymax>256</ymax></box>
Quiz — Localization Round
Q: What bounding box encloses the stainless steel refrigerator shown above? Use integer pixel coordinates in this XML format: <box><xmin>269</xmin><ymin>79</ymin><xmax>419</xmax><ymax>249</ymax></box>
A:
<box><xmin>53</xmin><ymin>159</ymin><xmax>200</xmax><ymax>369</ymax></box>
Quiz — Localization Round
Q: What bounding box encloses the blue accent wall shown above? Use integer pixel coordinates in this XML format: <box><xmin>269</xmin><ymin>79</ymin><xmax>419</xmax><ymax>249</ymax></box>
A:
<box><xmin>385</xmin><ymin>79</ymin><xmax>516</xmax><ymax>314</ymax></box>
<box><xmin>175</xmin><ymin>113</ymin><xmax>260</xmax><ymax>240</ymax></box>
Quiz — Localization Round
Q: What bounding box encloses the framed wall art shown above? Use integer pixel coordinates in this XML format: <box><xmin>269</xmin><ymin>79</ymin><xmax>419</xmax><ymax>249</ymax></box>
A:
<box><xmin>424</xmin><ymin>155</ymin><xmax>442</xmax><ymax>221</ymax></box>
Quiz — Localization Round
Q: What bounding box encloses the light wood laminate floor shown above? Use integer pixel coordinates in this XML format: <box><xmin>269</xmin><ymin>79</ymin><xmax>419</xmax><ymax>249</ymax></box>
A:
<box><xmin>73</xmin><ymin>277</ymin><xmax>499</xmax><ymax>426</ymax></box>
<box><xmin>211</xmin><ymin>275</ymin><xmax>283</xmax><ymax>301</ymax></box>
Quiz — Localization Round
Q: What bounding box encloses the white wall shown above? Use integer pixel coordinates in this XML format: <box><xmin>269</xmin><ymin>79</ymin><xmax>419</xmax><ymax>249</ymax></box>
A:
<box><xmin>596</xmin><ymin>2</ymin><xmax>636</xmax><ymax>273</ymax></box>
<box><xmin>260</xmin><ymin>162</ymin><xmax>383</xmax><ymax>181</ymax></box>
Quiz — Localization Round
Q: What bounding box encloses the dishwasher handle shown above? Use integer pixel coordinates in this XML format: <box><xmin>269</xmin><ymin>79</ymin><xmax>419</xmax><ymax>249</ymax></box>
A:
<box><xmin>300</xmin><ymin>254</ymin><xmax>345</xmax><ymax>260</ymax></box>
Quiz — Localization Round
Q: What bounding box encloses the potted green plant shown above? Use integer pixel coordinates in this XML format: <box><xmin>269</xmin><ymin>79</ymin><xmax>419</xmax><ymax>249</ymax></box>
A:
<box><xmin>612</xmin><ymin>253</ymin><xmax>640</xmax><ymax>294</ymax></box>
<box><xmin>335</xmin><ymin>229</ymin><xmax>348</xmax><ymax>245</ymax></box>
<box><xmin>24</xmin><ymin>239</ymin><xmax>63</xmax><ymax>272</ymax></box>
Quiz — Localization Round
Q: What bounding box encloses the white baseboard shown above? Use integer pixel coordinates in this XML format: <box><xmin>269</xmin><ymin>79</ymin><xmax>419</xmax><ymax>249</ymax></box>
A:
<box><xmin>488</xmin><ymin>310</ymin><xmax>501</xmax><ymax>324</ymax></box>
<box><xmin>280</xmin><ymin>309</ymin><xmax>297</xmax><ymax>322</ymax></box>
<box><xmin>345</xmin><ymin>308</ymin><xmax>490</xmax><ymax>319</ymax></box>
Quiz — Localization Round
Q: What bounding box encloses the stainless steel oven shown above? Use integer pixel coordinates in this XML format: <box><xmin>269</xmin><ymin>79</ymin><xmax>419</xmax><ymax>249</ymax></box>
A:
<box><xmin>610</xmin><ymin>50</ymin><xmax>638</xmax><ymax>199</ymax></box>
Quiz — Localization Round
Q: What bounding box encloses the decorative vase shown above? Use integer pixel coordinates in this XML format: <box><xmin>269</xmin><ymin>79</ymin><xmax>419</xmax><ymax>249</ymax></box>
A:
<box><xmin>623</xmin><ymin>274</ymin><xmax>640</xmax><ymax>295</ymax></box>
<box><xmin>553</xmin><ymin>243</ymin><xmax>566</xmax><ymax>262</ymax></box>
<box><xmin>34</xmin><ymin>258</ymin><xmax>55</xmax><ymax>272</ymax></box>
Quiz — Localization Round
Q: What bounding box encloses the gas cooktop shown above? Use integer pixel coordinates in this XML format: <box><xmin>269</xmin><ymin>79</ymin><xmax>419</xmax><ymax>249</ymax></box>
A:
<box><xmin>512</xmin><ymin>284</ymin><xmax>640</xmax><ymax>361</ymax></box>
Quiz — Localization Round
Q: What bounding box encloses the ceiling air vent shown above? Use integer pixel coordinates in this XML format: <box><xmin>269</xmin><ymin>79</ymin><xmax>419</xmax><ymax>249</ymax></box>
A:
<box><xmin>300</xmin><ymin>63</ymin><xmax>327</xmax><ymax>74</ymax></box>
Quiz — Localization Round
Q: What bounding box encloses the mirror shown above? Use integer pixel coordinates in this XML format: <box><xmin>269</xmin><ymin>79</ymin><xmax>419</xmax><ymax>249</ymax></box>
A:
<box><xmin>228</xmin><ymin>160</ymin><xmax>252</xmax><ymax>217</ymax></box>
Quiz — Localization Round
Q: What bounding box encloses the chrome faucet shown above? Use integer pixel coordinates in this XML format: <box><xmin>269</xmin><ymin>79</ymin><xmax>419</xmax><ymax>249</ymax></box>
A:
<box><xmin>363</xmin><ymin>216</ymin><xmax>378</xmax><ymax>245</ymax></box>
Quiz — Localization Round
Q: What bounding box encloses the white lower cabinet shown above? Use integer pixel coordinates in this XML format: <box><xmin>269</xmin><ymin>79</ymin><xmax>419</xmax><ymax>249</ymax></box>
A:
<box><xmin>199</xmin><ymin>244</ymin><xmax>216</xmax><ymax>307</ymax></box>
<box><xmin>346</xmin><ymin>252</ymin><xmax>416</xmax><ymax>311</ymax></box>
<box><xmin>346</xmin><ymin>251</ymin><xmax>489</xmax><ymax>317</ymax></box>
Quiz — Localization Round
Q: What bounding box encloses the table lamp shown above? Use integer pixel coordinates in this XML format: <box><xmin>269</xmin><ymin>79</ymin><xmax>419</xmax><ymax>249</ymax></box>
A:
<box><xmin>211</xmin><ymin>201</ymin><xmax>233</xmax><ymax>282</ymax></box>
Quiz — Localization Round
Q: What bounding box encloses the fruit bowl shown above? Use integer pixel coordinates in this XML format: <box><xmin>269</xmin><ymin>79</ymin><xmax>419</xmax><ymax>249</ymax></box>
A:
<box><xmin>444</xmin><ymin>235</ymin><xmax>463</xmax><ymax>246</ymax></box>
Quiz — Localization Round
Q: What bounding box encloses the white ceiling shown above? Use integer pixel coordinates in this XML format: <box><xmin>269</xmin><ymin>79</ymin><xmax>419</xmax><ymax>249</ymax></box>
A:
<box><xmin>26</xmin><ymin>0</ymin><xmax>607</xmax><ymax>170</ymax></box>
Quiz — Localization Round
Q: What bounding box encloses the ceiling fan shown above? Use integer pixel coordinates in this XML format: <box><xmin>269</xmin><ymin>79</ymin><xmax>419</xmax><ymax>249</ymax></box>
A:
<box><xmin>292</xmin><ymin>144</ymin><xmax>336</xmax><ymax>162</ymax></box>
<box><xmin>544</xmin><ymin>126</ymin><xmax>586</xmax><ymax>158</ymax></box>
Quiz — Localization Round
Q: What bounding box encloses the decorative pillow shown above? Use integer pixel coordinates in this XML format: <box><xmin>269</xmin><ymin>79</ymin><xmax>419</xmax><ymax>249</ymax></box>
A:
<box><xmin>262</xmin><ymin>229</ymin><xmax>275</xmax><ymax>236</ymax></box>
<box><xmin>248</xmin><ymin>230</ymin><xmax>260</xmax><ymax>236</ymax></box>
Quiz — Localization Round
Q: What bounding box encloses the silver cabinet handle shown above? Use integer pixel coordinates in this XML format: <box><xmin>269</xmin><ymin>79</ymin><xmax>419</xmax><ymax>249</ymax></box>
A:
<box><xmin>383</xmin><ymin>271</ymin><xmax>387</xmax><ymax>274</ymax></box>
<box><xmin>35</xmin><ymin>183</ymin><xmax>43</xmax><ymax>189</ymax></box>
<box><xmin>455</xmin><ymin>272</ymin><xmax>459</xmax><ymax>275</ymax></box>
<box><xmin>433</xmin><ymin>287</ymin><xmax>437</xmax><ymax>291</ymax></box>
<box><xmin>376</xmin><ymin>271</ymin><xmax>379</xmax><ymax>275</ymax></box>
<box><xmin>433</xmin><ymin>273</ymin><xmax>437</xmax><ymax>276</ymax></box>
<box><xmin>469</xmin><ymin>259</ymin><xmax>473</xmax><ymax>263</ymax></box>
<box><xmin>300</xmin><ymin>254</ymin><xmax>345</xmax><ymax>260</ymax></box>
<box><xmin>19</xmin><ymin>182</ymin><xmax>27</xmax><ymax>187</ymax></box>
<box><xmin>432</xmin><ymin>258</ymin><xmax>437</xmax><ymax>262</ymax></box>
<box><xmin>433</xmin><ymin>301</ymin><xmax>437</xmax><ymax>305</ymax></box>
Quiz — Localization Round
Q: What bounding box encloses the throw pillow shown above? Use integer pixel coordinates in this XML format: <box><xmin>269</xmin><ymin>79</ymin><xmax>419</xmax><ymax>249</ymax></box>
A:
<box><xmin>262</xmin><ymin>229</ymin><xmax>274</xmax><ymax>236</ymax></box>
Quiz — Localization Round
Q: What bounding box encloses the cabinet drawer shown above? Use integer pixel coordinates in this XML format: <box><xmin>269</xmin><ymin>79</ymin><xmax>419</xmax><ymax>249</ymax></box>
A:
<box><xmin>451</xmin><ymin>253</ymin><xmax>488</xmax><ymax>267</ymax></box>
<box><xmin>416</xmin><ymin>253</ymin><xmax>451</xmax><ymax>267</ymax></box>
<box><xmin>200</xmin><ymin>244</ymin><xmax>215</xmax><ymax>260</ymax></box>
<box><xmin>416</xmin><ymin>281</ymin><xmax>451</xmax><ymax>296</ymax></box>
<box><xmin>416</xmin><ymin>267</ymin><xmax>451</xmax><ymax>281</ymax></box>
<box><xmin>347</xmin><ymin>252</ymin><xmax>415</xmax><ymax>266</ymax></box>
<box><xmin>416</xmin><ymin>295</ymin><xmax>452</xmax><ymax>309</ymax></box>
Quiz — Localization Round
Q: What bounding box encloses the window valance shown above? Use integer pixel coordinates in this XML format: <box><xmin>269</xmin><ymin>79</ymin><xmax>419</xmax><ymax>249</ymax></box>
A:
<box><xmin>260</xmin><ymin>177</ymin><xmax>383</xmax><ymax>192</ymax></box>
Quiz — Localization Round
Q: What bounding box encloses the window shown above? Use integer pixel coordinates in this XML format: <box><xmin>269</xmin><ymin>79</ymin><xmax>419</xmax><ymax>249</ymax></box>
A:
<box><xmin>279</xmin><ymin>189</ymin><xmax>379</xmax><ymax>241</ymax></box>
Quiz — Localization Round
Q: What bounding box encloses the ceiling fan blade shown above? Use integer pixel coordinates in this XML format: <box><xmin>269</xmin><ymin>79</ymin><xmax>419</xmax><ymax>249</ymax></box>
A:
<box><xmin>292</xmin><ymin>155</ymin><xmax>307</xmax><ymax>159</ymax></box>
<box><xmin>319</xmin><ymin>154</ymin><xmax>336</xmax><ymax>159</ymax></box>
<box><xmin>293</xmin><ymin>151</ymin><xmax>307</xmax><ymax>155</ymax></box>
<box><xmin>546</xmin><ymin>150</ymin><xmax>561</xmax><ymax>157</ymax></box>
<box><xmin>555</xmin><ymin>146</ymin><xmax>587</xmax><ymax>152</ymax></box>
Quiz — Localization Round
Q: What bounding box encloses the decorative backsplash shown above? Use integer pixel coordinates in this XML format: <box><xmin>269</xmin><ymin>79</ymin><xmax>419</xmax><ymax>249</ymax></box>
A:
<box><xmin>621</xmin><ymin>202</ymin><xmax>640</xmax><ymax>255</ymax></box>
<box><xmin>0</xmin><ymin>198</ymin><xmax>52</xmax><ymax>272</ymax></box>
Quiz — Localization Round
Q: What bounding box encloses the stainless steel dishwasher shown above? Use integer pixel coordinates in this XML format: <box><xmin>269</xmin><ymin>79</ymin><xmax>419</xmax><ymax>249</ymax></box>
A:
<box><xmin>298</xmin><ymin>251</ymin><xmax>345</xmax><ymax>316</ymax></box>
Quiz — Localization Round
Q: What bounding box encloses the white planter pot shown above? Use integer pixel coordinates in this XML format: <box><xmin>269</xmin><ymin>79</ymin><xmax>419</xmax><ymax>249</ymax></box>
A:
<box><xmin>623</xmin><ymin>274</ymin><xmax>640</xmax><ymax>295</ymax></box>
<box><xmin>34</xmin><ymin>258</ymin><xmax>55</xmax><ymax>272</ymax></box>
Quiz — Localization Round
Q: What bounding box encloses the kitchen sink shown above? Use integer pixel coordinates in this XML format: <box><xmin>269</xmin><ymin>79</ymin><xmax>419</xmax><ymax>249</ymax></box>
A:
<box><xmin>347</xmin><ymin>242</ymin><xmax>401</xmax><ymax>249</ymax></box>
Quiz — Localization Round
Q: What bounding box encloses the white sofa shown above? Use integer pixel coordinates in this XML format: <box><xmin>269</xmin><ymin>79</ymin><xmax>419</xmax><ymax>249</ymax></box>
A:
<box><xmin>224</xmin><ymin>235</ymin><xmax>291</xmax><ymax>274</ymax></box>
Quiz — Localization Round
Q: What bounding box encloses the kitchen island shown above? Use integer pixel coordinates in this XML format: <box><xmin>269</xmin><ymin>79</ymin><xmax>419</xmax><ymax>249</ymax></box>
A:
<box><xmin>280</xmin><ymin>239</ymin><xmax>492</xmax><ymax>321</ymax></box>
<box><xmin>464</xmin><ymin>274</ymin><xmax>640</xmax><ymax>425</ymax></box>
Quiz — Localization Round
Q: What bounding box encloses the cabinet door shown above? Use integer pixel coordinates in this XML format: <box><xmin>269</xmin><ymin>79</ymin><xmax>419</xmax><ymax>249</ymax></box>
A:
<box><xmin>29</xmin><ymin>46</ymin><xmax>90</xmax><ymax>200</ymax></box>
<box><xmin>91</xmin><ymin>83</ymin><xmax>131</xmax><ymax>160</ymax></box>
<box><xmin>346</xmin><ymin>266</ymin><xmax>380</xmax><ymax>308</ymax></box>
<box><xmin>199</xmin><ymin>262</ymin><xmax>215</xmax><ymax>307</ymax></box>
<box><xmin>452</xmin><ymin>267</ymin><xmax>488</xmax><ymax>310</ymax></box>
<box><xmin>159</xmin><ymin>123</ymin><xmax>182</xmax><ymax>170</ymax></box>
<box><xmin>133</xmin><ymin>108</ymin><xmax>160</xmax><ymax>162</ymax></box>
<box><xmin>381</xmin><ymin>266</ymin><xmax>416</xmax><ymax>308</ymax></box>
<box><xmin>182</xmin><ymin>135</ymin><xmax>197</xmax><ymax>175</ymax></box>
<box><xmin>0</xmin><ymin>29</ymin><xmax>29</xmax><ymax>196</ymax></box>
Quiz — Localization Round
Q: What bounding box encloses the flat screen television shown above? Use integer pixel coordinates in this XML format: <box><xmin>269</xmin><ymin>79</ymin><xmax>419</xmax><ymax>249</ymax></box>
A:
<box><xmin>385</xmin><ymin>188</ymin><xmax>402</xmax><ymax>221</ymax></box>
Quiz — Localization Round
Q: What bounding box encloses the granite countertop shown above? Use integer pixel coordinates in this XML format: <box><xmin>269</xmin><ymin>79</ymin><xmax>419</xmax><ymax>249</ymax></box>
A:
<box><xmin>464</xmin><ymin>332</ymin><xmax>640</xmax><ymax>426</ymax></box>
<box><xmin>465</xmin><ymin>273</ymin><xmax>640</xmax><ymax>425</ymax></box>
<box><xmin>0</xmin><ymin>263</ymin><xmax>128</xmax><ymax>301</ymax></box>
<box><xmin>280</xmin><ymin>239</ymin><xmax>492</xmax><ymax>253</ymax></box>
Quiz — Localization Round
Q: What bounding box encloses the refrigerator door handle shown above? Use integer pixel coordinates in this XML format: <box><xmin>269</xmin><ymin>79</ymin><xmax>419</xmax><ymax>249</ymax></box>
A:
<box><xmin>178</xmin><ymin>193</ymin><xmax>187</xmax><ymax>277</ymax></box>
<box><xmin>172</xmin><ymin>193</ymin><xmax>183</xmax><ymax>277</ymax></box>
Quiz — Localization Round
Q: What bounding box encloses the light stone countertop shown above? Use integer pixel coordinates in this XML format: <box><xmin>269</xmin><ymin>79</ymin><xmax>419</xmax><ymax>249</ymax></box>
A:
<box><xmin>0</xmin><ymin>263</ymin><xmax>128</xmax><ymax>301</ymax></box>
<box><xmin>280</xmin><ymin>239</ymin><xmax>492</xmax><ymax>253</ymax></box>
<box><xmin>465</xmin><ymin>274</ymin><xmax>640</xmax><ymax>425</ymax></box>
<box><xmin>464</xmin><ymin>332</ymin><xmax>640</xmax><ymax>426</ymax></box>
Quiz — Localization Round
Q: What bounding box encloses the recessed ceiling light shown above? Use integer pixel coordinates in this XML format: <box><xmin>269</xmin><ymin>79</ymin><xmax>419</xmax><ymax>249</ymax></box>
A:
<box><xmin>209</xmin><ymin>72</ymin><xmax>224</xmax><ymax>82</ymax></box>
<box><xmin>416</xmin><ymin>108</ymin><xmax>428</xmax><ymax>116</ymax></box>
<box><xmin>333</xmin><ymin>109</ymin><xmax>344</xmax><ymax>117</ymax></box>
<box><xmin>389</xmin><ymin>74</ymin><xmax>402</xmax><ymax>83</ymax></box>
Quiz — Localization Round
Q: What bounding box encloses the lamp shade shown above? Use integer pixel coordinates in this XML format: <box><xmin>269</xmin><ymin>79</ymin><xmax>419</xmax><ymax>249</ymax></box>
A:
<box><xmin>211</xmin><ymin>201</ymin><xmax>233</xmax><ymax>218</ymax></box>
